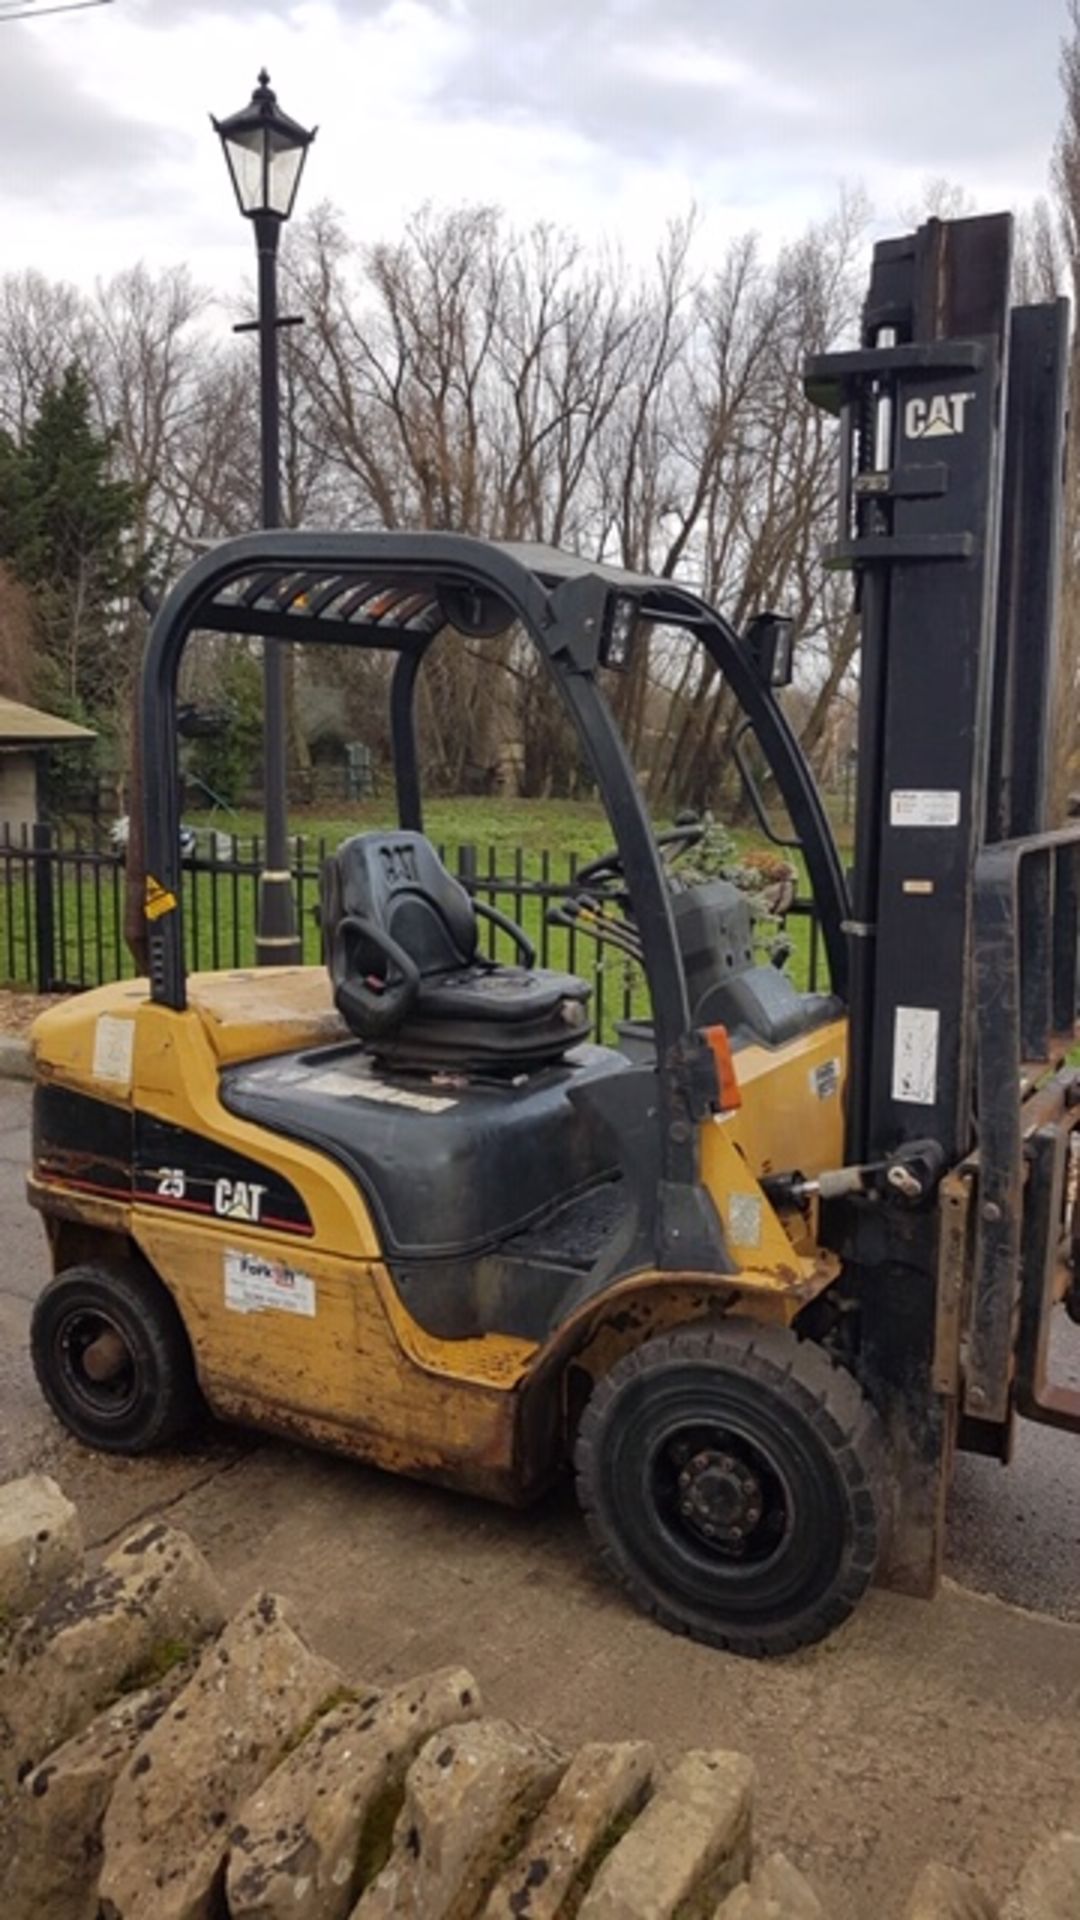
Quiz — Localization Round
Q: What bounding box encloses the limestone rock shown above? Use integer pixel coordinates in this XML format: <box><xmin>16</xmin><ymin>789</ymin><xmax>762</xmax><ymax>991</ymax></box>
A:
<box><xmin>226</xmin><ymin>1664</ymin><xmax>481</xmax><ymax>1920</ymax></box>
<box><xmin>906</xmin><ymin>1861</ymin><xmax>999</xmax><ymax>1919</ymax></box>
<box><xmin>99</xmin><ymin>1591</ymin><xmax>345</xmax><ymax>1920</ymax></box>
<box><xmin>578</xmin><ymin>1749</ymin><xmax>755</xmax><ymax>1920</ymax></box>
<box><xmin>0</xmin><ymin>1520</ymin><xmax>224</xmax><ymax>1794</ymax></box>
<box><xmin>3</xmin><ymin>1677</ymin><xmax>181</xmax><ymax>1920</ymax></box>
<box><xmin>352</xmin><ymin>1718</ymin><xmax>566</xmax><ymax>1920</ymax></box>
<box><xmin>483</xmin><ymin>1740</ymin><xmax>654</xmax><ymax>1920</ymax></box>
<box><xmin>1005</xmin><ymin>1832</ymin><xmax>1080</xmax><ymax>1920</ymax></box>
<box><xmin>715</xmin><ymin>1850</ymin><xmax>823</xmax><ymax>1918</ymax></box>
<box><xmin>0</xmin><ymin>1473</ymin><xmax>82</xmax><ymax>1627</ymax></box>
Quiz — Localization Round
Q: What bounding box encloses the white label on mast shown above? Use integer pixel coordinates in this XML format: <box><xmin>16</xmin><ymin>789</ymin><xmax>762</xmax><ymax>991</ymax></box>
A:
<box><xmin>890</xmin><ymin>790</ymin><xmax>961</xmax><ymax>828</ymax></box>
<box><xmin>892</xmin><ymin>1007</ymin><xmax>940</xmax><ymax>1106</ymax></box>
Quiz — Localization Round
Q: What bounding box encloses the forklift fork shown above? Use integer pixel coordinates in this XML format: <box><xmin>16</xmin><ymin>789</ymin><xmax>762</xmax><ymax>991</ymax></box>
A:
<box><xmin>1014</xmin><ymin>1121</ymin><xmax>1080</xmax><ymax>1434</ymax></box>
<box><xmin>968</xmin><ymin>830</ymin><xmax>1080</xmax><ymax>1439</ymax></box>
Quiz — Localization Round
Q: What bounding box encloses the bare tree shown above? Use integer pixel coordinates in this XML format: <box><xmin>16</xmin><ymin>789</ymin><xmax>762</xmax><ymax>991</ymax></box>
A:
<box><xmin>0</xmin><ymin>270</ymin><xmax>86</xmax><ymax>439</ymax></box>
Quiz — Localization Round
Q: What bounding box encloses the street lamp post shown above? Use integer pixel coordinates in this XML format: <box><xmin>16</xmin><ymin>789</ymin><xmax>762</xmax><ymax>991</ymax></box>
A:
<box><xmin>213</xmin><ymin>70</ymin><xmax>316</xmax><ymax>966</ymax></box>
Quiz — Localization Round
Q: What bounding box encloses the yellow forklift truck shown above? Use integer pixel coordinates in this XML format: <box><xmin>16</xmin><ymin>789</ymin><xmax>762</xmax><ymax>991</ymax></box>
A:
<box><xmin>25</xmin><ymin>212</ymin><xmax>1080</xmax><ymax>1655</ymax></box>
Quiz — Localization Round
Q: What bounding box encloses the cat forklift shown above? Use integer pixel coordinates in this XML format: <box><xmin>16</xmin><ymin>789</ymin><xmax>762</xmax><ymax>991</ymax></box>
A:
<box><xmin>25</xmin><ymin>210</ymin><xmax>1080</xmax><ymax>1656</ymax></box>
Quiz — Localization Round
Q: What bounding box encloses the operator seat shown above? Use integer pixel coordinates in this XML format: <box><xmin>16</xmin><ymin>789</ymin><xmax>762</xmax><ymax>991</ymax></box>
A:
<box><xmin>672</xmin><ymin>879</ymin><xmax>840</xmax><ymax>1046</ymax></box>
<box><xmin>321</xmin><ymin>830</ymin><xmax>591</xmax><ymax>1071</ymax></box>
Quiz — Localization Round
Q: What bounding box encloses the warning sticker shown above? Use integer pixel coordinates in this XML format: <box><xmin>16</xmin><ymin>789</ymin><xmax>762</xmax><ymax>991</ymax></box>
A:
<box><xmin>224</xmin><ymin>1250</ymin><xmax>316</xmax><ymax>1318</ymax></box>
<box><xmin>728</xmin><ymin>1192</ymin><xmax>763</xmax><ymax>1249</ymax></box>
<box><xmin>92</xmin><ymin>1015</ymin><xmax>135</xmax><ymax>1088</ymax></box>
<box><xmin>889</xmin><ymin>790</ymin><xmax>961</xmax><ymax>829</ymax></box>
<box><xmin>307</xmin><ymin>1070</ymin><xmax>457</xmax><ymax>1114</ymax></box>
<box><xmin>145</xmin><ymin>874</ymin><xmax>178</xmax><ymax>921</ymax></box>
<box><xmin>892</xmin><ymin>1006</ymin><xmax>940</xmax><ymax>1107</ymax></box>
<box><xmin>810</xmin><ymin>1058</ymin><xmax>841</xmax><ymax>1101</ymax></box>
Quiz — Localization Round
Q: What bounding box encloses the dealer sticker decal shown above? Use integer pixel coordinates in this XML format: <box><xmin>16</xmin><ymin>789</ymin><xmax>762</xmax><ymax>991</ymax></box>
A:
<box><xmin>889</xmin><ymin>789</ymin><xmax>961</xmax><ymax>829</ymax></box>
<box><xmin>92</xmin><ymin>1015</ymin><xmax>135</xmax><ymax>1088</ymax></box>
<box><xmin>224</xmin><ymin>1250</ymin><xmax>316</xmax><ymax>1318</ymax></box>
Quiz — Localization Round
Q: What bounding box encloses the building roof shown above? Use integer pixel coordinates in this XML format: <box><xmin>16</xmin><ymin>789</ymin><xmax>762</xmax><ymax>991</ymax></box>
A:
<box><xmin>0</xmin><ymin>696</ymin><xmax>95</xmax><ymax>746</ymax></box>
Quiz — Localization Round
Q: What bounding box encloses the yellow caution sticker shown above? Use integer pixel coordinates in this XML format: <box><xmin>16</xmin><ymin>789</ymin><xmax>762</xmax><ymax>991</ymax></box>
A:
<box><xmin>145</xmin><ymin>874</ymin><xmax>178</xmax><ymax>921</ymax></box>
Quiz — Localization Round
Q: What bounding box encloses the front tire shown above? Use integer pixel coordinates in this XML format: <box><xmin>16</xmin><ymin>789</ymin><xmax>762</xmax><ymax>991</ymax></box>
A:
<box><xmin>31</xmin><ymin>1262</ymin><xmax>200</xmax><ymax>1454</ymax></box>
<box><xmin>574</xmin><ymin>1318</ymin><xmax>890</xmax><ymax>1657</ymax></box>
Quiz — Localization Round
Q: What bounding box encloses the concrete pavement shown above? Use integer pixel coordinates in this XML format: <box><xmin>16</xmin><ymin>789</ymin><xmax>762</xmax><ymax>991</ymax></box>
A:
<box><xmin>2</xmin><ymin>1078</ymin><xmax>1079</xmax><ymax>1917</ymax></box>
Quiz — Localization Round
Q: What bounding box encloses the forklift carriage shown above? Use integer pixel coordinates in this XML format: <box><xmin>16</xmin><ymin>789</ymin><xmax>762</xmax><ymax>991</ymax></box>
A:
<box><xmin>25</xmin><ymin>210</ymin><xmax>1080</xmax><ymax>1657</ymax></box>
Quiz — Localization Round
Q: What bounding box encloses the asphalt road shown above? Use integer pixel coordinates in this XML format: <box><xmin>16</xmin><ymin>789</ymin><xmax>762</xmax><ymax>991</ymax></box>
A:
<box><xmin>2</xmin><ymin>1076</ymin><xmax>1080</xmax><ymax>1917</ymax></box>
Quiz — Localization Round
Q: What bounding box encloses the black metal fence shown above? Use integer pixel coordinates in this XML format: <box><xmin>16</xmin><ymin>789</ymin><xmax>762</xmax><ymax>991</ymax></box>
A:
<box><xmin>0</xmin><ymin>823</ymin><xmax>825</xmax><ymax>1033</ymax></box>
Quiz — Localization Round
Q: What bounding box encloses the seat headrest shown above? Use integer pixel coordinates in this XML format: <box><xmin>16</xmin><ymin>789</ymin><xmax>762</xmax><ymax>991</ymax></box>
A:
<box><xmin>322</xmin><ymin>831</ymin><xmax>477</xmax><ymax>982</ymax></box>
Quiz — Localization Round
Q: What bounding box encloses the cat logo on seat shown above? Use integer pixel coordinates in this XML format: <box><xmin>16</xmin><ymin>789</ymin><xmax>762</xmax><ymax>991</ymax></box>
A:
<box><xmin>379</xmin><ymin>843</ymin><xmax>419</xmax><ymax>885</ymax></box>
<box><xmin>214</xmin><ymin>1178</ymin><xmax>267</xmax><ymax>1223</ymax></box>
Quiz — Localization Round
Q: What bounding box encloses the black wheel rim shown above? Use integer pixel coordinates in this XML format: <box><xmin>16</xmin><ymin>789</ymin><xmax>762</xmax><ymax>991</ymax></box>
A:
<box><xmin>603</xmin><ymin>1373</ymin><xmax>849</xmax><ymax>1627</ymax></box>
<box><xmin>649</xmin><ymin>1418</ymin><xmax>793</xmax><ymax>1570</ymax></box>
<box><xmin>53</xmin><ymin>1307</ymin><xmax>140</xmax><ymax>1423</ymax></box>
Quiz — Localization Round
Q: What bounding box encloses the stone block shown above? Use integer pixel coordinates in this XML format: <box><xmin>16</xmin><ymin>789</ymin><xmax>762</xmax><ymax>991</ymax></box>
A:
<box><xmin>226</xmin><ymin>1665</ymin><xmax>481</xmax><ymax>1920</ymax></box>
<box><xmin>3</xmin><ymin>1678</ymin><xmax>180</xmax><ymax>1920</ymax></box>
<box><xmin>0</xmin><ymin>1474</ymin><xmax>82</xmax><ymax>1626</ymax></box>
<box><xmin>715</xmin><ymin>1849</ymin><xmax>823</xmax><ymax>1918</ymax></box>
<box><xmin>352</xmin><ymin>1718</ymin><xmax>565</xmax><ymax>1920</ymax></box>
<box><xmin>578</xmin><ymin>1750</ymin><xmax>755</xmax><ymax>1920</ymax></box>
<box><xmin>99</xmin><ymin>1591</ymin><xmax>344</xmax><ymax>1920</ymax></box>
<box><xmin>0</xmin><ymin>1520</ymin><xmax>224</xmax><ymax>1796</ymax></box>
<box><xmin>482</xmin><ymin>1741</ymin><xmax>653</xmax><ymax>1920</ymax></box>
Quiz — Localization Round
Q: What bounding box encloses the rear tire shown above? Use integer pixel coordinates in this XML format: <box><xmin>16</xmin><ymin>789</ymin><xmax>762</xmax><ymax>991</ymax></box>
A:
<box><xmin>31</xmin><ymin>1262</ymin><xmax>200</xmax><ymax>1454</ymax></box>
<box><xmin>574</xmin><ymin>1317</ymin><xmax>890</xmax><ymax>1657</ymax></box>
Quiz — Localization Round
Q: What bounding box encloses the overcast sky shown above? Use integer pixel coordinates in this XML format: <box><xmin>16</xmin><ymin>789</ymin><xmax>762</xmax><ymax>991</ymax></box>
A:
<box><xmin>0</xmin><ymin>0</ymin><xmax>1068</xmax><ymax>295</ymax></box>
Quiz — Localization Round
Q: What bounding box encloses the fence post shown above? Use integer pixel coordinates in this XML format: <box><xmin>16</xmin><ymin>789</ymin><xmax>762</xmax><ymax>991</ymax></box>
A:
<box><xmin>33</xmin><ymin>821</ymin><xmax>56</xmax><ymax>994</ymax></box>
<box><xmin>456</xmin><ymin>844</ymin><xmax>477</xmax><ymax>889</ymax></box>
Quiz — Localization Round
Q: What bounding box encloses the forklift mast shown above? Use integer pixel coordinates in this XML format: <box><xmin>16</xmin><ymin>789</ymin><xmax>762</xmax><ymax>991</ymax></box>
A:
<box><xmin>808</xmin><ymin>215</ymin><xmax>1069</xmax><ymax>1171</ymax></box>
<box><xmin>806</xmin><ymin>216</ymin><xmax>1080</xmax><ymax>1588</ymax></box>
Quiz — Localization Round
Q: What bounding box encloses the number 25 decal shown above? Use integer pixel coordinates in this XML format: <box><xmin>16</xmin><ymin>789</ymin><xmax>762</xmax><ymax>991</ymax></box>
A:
<box><xmin>156</xmin><ymin>1168</ymin><xmax>187</xmax><ymax>1199</ymax></box>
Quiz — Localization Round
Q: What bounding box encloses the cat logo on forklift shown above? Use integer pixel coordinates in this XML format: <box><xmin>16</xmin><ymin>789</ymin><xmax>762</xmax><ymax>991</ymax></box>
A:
<box><xmin>904</xmin><ymin>392</ymin><xmax>975</xmax><ymax>440</ymax></box>
<box><xmin>214</xmin><ymin>1178</ymin><xmax>268</xmax><ymax>1223</ymax></box>
<box><xmin>154</xmin><ymin>1168</ymin><xmax>268</xmax><ymax>1223</ymax></box>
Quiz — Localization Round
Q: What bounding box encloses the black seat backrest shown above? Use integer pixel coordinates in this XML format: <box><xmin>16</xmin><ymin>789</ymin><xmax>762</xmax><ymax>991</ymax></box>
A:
<box><xmin>324</xmin><ymin>832</ymin><xmax>478</xmax><ymax>983</ymax></box>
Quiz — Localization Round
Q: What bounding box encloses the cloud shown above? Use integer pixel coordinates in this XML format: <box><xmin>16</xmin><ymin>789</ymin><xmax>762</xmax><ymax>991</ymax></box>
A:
<box><xmin>427</xmin><ymin>0</ymin><xmax>1059</xmax><ymax>190</ymax></box>
<box><xmin>0</xmin><ymin>18</ymin><xmax>181</xmax><ymax>211</ymax></box>
<box><xmin>0</xmin><ymin>0</ymin><xmax>1064</xmax><ymax>293</ymax></box>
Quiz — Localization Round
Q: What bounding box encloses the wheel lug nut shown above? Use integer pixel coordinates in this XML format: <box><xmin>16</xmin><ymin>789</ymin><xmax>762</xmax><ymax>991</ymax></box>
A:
<box><xmin>678</xmin><ymin>1470</ymin><xmax>691</xmax><ymax>1490</ymax></box>
<box><xmin>703</xmin><ymin>1523</ymin><xmax>717</xmax><ymax>1538</ymax></box>
<box><xmin>680</xmin><ymin>1500</ymin><xmax>694</xmax><ymax>1517</ymax></box>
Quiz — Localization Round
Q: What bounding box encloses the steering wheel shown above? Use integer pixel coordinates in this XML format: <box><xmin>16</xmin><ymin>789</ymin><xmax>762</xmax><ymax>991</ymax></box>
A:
<box><xmin>574</xmin><ymin>821</ymin><xmax>706</xmax><ymax>891</ymax></box>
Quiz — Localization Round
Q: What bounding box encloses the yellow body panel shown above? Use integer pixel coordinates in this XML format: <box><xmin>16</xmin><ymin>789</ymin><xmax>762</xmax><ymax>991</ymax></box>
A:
<box><xmin>131</xmin><ymin>1220</ymin><xmax>521</xmax><ymax>1497</ymax></box>
<box><xmin>728</xmin><ymin>1020</ymin><xmax>847</xmax><ymax>1181</ymax></box>
<box><xmin>34</xmin><ymin>973</ymin><xmax>380</xmax><ymax>1261</ymax></box>
<box><xmin>30</xmin><ymin>970</ymin><xmax>848</xmax><ymax>1498</ymax></box>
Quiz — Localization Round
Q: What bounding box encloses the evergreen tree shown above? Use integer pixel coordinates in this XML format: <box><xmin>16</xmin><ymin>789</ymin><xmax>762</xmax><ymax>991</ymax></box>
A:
<box><xmin>0</xmin><ymin>364</ymin><xmax>143</xmax><ymax>725</ymax></box>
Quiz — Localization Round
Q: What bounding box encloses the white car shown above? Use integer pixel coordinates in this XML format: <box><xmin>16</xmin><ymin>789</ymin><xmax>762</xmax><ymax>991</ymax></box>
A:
<box><xmin>110</xmin><ymin>818</ymin><xmax>233</xmax><ymax>862</ymax></box>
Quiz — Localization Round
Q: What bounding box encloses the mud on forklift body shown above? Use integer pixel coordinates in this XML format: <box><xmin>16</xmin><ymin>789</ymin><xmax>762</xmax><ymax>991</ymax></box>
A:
<box><xmin>25</xmin><ymin>209</ymin><xmax>1080</xmax><ymax>1657</ymax></box>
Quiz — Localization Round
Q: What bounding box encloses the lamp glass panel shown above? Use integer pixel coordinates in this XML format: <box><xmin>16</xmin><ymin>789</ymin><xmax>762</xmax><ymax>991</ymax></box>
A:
<box><xmin>224</xmin><ymin>129</ymin><xmax>266</xmax><ymax>214</ymax></box>
<box><xmin>265</xmin><ymin>133</ymin><xmax>306</xmax><ymax>217</ymax></box>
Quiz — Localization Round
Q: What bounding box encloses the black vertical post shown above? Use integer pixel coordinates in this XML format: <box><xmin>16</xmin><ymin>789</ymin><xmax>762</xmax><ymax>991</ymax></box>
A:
<box><xmin>806</xmin><ymin>212</ymin><xmax>1015</xmax><ymax>1598</ymax></box>
<box><xmin>32</xmin><ymin>820</ymin><xmax>55</xmax><ymax>994</ymax></box>
<box><xmin>985</xmin><ymin>300</ymin><xmax>1070</xmax><ymax>842</ymax></box>
<box><xmin>253</xmin><ymin>210</ymin><xmax>301</xmax><ymax>966</ymax></box>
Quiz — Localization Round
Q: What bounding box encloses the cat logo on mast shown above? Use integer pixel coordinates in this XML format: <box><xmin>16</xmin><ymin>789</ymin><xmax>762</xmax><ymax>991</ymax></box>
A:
<box><xmin>904</xmin><ymin>392</ymin><xmax>975</xmax><ymax>440</ymax></box>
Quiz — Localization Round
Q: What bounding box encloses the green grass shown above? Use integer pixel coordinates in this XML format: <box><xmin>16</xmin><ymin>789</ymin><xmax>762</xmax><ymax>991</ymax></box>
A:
<box><xmin>0</xmin><ymin>798</ymin><xmax>830</xmax><ymax>1032</ymax></box>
